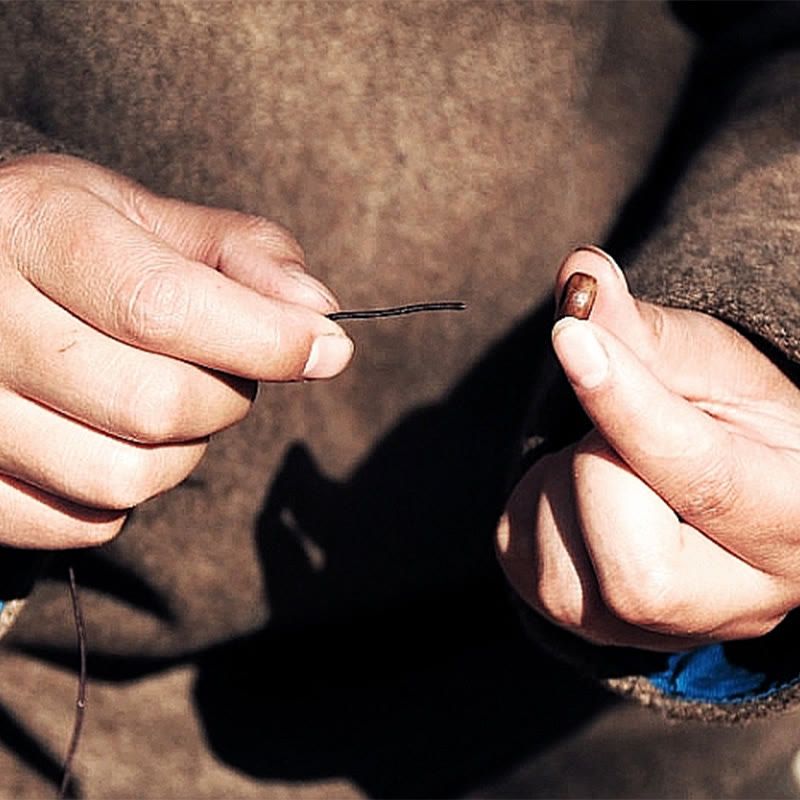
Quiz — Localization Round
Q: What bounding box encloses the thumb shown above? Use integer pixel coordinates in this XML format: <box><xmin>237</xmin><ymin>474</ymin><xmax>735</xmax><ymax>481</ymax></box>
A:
<box><xmin>554</xmin><ymin>246</ymin><xmax>674</xmax><ymax>386</ymax></box>
<box><xmin>554</xmin><ymin>247</ymin><xmax>693</xmax><ymax>393</ymax></box>
<box><xmin>555</xmin><ymin>246</ymin><xmax>796</xmax><ymax>408</ymax></box>
<box><xmin>551</xmin><ymin>246</ymin><xmax>800</xmax><ymax>571</ymax></box>
<box><xmin>555</xmin><ymin>246</ymin><xmax>638</xmax><ymax>332</ymax></box>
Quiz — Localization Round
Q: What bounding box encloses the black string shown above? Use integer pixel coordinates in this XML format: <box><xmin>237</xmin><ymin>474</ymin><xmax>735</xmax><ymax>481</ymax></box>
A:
<box><xmin>59</xmin><ymin>566</ymin><xmax>87</xmax><ymax>800</ymax></box>
<box><xmin>49</xmin><ymin>298</ymin><xmax>464</xmax><ymax>797</ymax></box>
<box><xmin>327</xmin><ymin>301</ymin><xmax>466</xmax><ymax>321</ymax></box>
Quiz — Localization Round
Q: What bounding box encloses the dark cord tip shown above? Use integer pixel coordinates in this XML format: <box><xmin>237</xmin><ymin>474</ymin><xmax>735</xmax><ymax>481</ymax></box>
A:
<box><xmin>328</xmin><ymin>301</ymin><xmax>467</xmax><ymax>321</ymax></box>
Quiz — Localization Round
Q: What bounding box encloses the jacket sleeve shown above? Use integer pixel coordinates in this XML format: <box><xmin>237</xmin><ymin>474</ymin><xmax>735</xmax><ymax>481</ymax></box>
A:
<box><xmin>512</xmin><ymin>10</ymin><xmax>800</xmax><ymax>723</ymax></box>
<box><xmin>0</xmin><ymin>119</ymin><xmax>81</xmax><ymax>164</ymax></box>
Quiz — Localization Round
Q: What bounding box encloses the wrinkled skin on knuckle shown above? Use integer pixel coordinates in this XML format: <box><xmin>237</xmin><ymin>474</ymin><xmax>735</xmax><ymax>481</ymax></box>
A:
<box><xmin>0</xmin><ymin>152</ymin><xmax>95</xmax><ymax>229</ymax></box>
<box><xmin>114</xmin><ymin>177</ymin><xmax>160</xmax><ymax>233</ymax></box>
<box><xmin>0</xmin><ymin>161</ymin><xmax>41</xmax><ymax>223</ymax></box>
<box><xmin>234</xmin><ymin>214</ymin><xmax>305</xmax><ymax>264</ymax></box>
<box><xmin>0</xmin><ymin>166</ymin><xmax>62</xmax><ymax>267</ymax></box>
<box><xmin>175</xmin><ymin>211</ymin><xmax>307</xmax><ymax>272</ymax></box>
<box><xmin>637</xmin><ymin>301</ymin><xmax>700</xmax><ymax>376</ymax></box>
<box><xmin>645</xmin><ymin>301</ymin><xmax>668</xmax><ymax>347</ymax></box>
<box><xmin>119</xmin><ymin>267</ymin><xmax>191</xmax><ymax>347</ymax></box>
<box><xmin>674</xmin><ymin>452</ymin><xmax>740</xmax><ymax>524</ymax></box>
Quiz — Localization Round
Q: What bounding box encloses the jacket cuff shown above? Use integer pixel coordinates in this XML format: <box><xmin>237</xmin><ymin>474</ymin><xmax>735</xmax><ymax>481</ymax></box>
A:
<box><xmin>515</xmin><ymin>596</ymin><xmax>800</xmax><ymax>722</ymax></box>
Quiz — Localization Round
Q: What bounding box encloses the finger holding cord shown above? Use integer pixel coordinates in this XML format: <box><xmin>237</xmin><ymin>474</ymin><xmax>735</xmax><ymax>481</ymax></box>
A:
<box><xmin>3</xmin><ymin>177</ymin><xmax>352</xmax><ymax>381</ymax></box>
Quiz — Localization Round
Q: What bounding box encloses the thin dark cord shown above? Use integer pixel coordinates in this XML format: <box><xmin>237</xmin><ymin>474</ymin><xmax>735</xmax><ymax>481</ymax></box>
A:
<box><xmin>48</xmin><ymin>298</ymin><xmax>464</xmax><ymax>797</ymax></box>
<box><xmin>327</xmin><ymin>301</ymin><xmax>466</xmax><ymax>321</ymax></box>
<box><xmin>58</xmin><ymin>566</ymin><xmax>87</xmax><ymax>800</ymax></box>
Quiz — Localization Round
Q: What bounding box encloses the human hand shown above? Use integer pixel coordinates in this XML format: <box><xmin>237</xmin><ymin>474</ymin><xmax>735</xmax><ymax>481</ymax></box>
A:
<box><xmin>0</xmin><ymin>154</ymin><xmax>352</xmax><ymax>548</ymax></box>
<box><xmin>496</xmin><ymin>247</ymin><xmax>800</xmax><ymax>651</ymax></box>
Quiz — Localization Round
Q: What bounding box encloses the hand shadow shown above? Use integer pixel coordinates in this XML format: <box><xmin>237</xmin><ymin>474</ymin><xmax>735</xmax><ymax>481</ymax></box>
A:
<box><xmin>191</xmin><ymin>30</ymin><xmax>784</xmax><ymax>792</ymax></box>
<box><xmin>193</xmin><ymin>296</ymin><xmax>615</xmax><ymax>799</ymax></box>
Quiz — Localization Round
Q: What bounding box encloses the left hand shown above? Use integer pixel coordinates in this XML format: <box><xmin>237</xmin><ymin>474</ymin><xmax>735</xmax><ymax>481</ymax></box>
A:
<box><xmin>0</xmin><ymin>154</ymin><xmax>353</xmax><ymax>548</ymax></box>
<box><xmin>496</xmin><ymin>247</ymin><xmax>800</xmax><ymax>651</ymax></box>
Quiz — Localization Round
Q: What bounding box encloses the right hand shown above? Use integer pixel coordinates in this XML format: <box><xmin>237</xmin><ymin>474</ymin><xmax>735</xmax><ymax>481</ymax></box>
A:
<box><xmin>0</xmin><ymin>153</ymin><xmax>353</xmax><ymax>548</ymax></box>
<box><xmin>497</xmin><ymin>248</ymin><xmax>800</xmax><ymax>650</ymax></box>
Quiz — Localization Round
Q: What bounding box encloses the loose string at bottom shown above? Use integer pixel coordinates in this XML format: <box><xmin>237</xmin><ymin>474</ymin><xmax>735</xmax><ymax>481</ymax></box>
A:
<box><xmin>58</xmin><ymin>566</ymin><xmax>87</xmax><ymax>800</ymax></box>
<box><xmin>52</xmin><ymin>298</ymin><xmax>465</xmax><ymax>797</ymax></box>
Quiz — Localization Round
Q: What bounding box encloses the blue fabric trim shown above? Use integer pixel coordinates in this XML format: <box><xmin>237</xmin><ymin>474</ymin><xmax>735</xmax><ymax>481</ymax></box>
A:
<box><xmin>647</xmin><ymin>644</ymin><xmax>800</xmax><ymax>703</ymax></box>
<box><xmin>0</xmin><ymin>600</ymin><xmax>4</xmax><ymax>614</ymax></box>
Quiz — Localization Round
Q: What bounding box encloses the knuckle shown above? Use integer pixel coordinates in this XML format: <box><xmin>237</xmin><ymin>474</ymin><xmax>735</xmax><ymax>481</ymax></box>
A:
<box><xmin>0</xmin><ymin>164</ymin><xmax>59</xmax><ymax>255</ymax></box>
<box><xmin>0</xmin><ymin>161</ymin><xmax>42</xmax><ymax>219</ymax></box>
<box><xmin>109</xmin><ymin>442</ymin><xmax>206</xmax><ymax>509</ymax></box>
<box><xmin>598</xmin><ymin>563</ymin><xmax>681</xmax><ymax>629</ymax></box>
<box><xmin>0</xmin><ymin>154</ymin><xmax>77</xmax><ymax>222</ymax></box>
<box><xmin>537</xmin><ymin>586</ymin><xmax>585</xmax><ymax>630</ymax></box>
<box><xmin>101</xmin><ymin>446</ymin><xmax>161</xmax><ymax>509</ymax></box>
<box><xmin>639</xmin><ymin>302</ymin><xmax>667</xmax><ymax>365</ymax></box>
<box><xmin>111</xmin><ymin>367</ymin><xmax>256</xmax><ymax>444</ymax></box>
<box><xmin>119</xmin><ymin>180</ymin><xmax>157</xmax><ymax>232</ymax></box>
<box><xmin>534</xmin><ymin>569</ymin><xmax>586</xmax><ymax>630</ymax></box>
<box><xmin>675</xmin><ymin>454</ymin><xmax>739</xmax><ymax>522</ymax></box>
<box><xmin>116</xmin><ymin>370</ymin><xmax>193</xmax><ymax>443</ymax></box>
<box><xmin>119</xmin><ymin>267</ymin><xmax>191</xmax><ymax>346</ymax></box>
<box><xmin>91</xmin><ymin>439</ymin><xmax>206</xmax><ymax>510</ymax></box>
<box><xmin>236</xmin><ymin>215</ymin><xmax>305</xmax><ymax>261</ymax></box>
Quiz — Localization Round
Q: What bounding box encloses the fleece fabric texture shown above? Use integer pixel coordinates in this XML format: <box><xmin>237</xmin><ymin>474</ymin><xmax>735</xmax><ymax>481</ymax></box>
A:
<box><xmin>0</xmin><ymin>1</ymin><xmax>799</xmax><ymax>797</ymax></box>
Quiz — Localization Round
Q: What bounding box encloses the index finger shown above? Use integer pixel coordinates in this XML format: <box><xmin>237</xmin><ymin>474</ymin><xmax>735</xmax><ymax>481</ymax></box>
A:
<box><xmin>10</xmin><ymin>188</ymin><xmax>352</xmax><ymax>381</ymax></box>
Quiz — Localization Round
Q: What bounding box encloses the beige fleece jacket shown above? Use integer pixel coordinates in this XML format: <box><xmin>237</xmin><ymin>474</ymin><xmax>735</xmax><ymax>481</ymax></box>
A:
<box><xmin>1</xmin><ymin>1</ymin><xmax>799</xmax><ymax>796</ymax></box>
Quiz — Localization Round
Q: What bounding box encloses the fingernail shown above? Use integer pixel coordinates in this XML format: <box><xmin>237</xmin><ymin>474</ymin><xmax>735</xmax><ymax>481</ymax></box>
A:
<box><xmin>552</xmin><ymin>317</ymin><xmax>608</xmax><ymax>389</ymax></box>
<box><xmin>556</xmin><ymin>272</ymin><xmax>597</xmax><ymax>320</ymax></box>
<box><xmin>284</xmin><ymin>265</ymin><xmax>340</xmax><ymax>313</ymax></box>
<box><xmin>302</xmin><ymin>333</ymin><xmax>354</xmax><ymax>379</ymax></box>
<box><xmin>570</xmin><ymin>245</ymin><xmax>626</xmax><ymax>284</ymax></box>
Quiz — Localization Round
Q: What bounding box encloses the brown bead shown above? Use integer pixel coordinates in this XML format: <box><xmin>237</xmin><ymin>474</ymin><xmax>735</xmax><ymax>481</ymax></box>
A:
<box><xmin>556</xmin><ymin>272</ymin><xmax>597</xmax><ymax>321</ymax></box>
